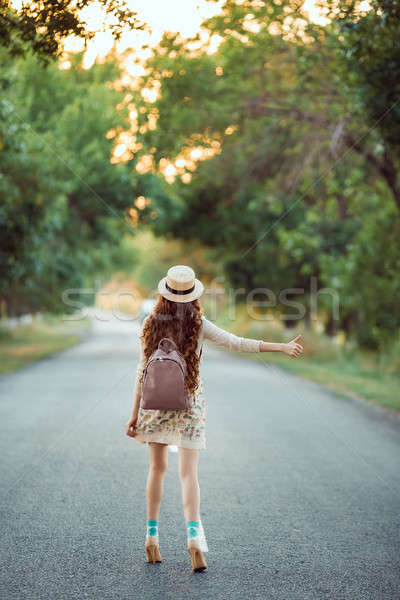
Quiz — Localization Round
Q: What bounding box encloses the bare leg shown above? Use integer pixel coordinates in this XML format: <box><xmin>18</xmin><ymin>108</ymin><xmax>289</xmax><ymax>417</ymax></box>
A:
<box><xmin>178</xmin><ymin>447</ymin><xmax>200</xmax><ymax>521</ymax></box>
<box><xmin>178</xmin><ymin>448</ymin><xmax>207</xmax><ymax>570</ymax></box>
<box><xmin>146</xmin><ymin>442</ymin><xmax>168</xmax><ymax>520</ymax></box>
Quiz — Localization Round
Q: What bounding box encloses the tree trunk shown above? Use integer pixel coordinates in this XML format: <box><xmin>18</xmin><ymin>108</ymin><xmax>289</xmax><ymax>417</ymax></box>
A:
<box><xmin>325</xmin><ymin>312</ymin><xmax>339</xmax><ymax>337</ymax></box>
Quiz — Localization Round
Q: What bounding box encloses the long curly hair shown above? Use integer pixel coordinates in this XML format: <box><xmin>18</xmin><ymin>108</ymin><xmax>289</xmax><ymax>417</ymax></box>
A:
<box><xmin>139</xmin><ymin>295</ymin><xmax>203</xmax><ymax>396</ymax></box>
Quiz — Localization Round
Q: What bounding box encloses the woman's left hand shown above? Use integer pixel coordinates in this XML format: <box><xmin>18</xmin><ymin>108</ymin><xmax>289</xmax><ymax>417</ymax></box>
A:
<box><xmin>125</xmin><ymin>413</ymin><xmax>138</xmax><ymax>438</ymax></box>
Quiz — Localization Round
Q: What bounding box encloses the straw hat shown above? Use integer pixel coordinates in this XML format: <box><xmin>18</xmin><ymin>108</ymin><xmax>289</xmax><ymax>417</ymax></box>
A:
<box><xmin>158</xmin><ymin>265</ymin><xmax>204</xmax><ymax>303</ymax></box>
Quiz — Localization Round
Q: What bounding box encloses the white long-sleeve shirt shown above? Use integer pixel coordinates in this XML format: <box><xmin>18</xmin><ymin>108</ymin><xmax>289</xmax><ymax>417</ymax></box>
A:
<box><xmin>133</xmin><ymin>315</ymin><xmax>263</xmax><ymax>401</ymax></box>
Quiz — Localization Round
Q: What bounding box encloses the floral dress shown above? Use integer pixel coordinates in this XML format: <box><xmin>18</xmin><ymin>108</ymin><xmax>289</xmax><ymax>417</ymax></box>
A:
<box><xmin>133</xmin><ymin>315</ymin><xmax>262</xmax><ymax>451</ymax></box>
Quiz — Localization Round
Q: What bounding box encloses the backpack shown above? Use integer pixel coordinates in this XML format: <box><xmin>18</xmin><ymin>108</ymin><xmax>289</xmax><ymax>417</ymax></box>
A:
<box><xmin>141</xmin><ymin>338</ymin><xmax>193</xmax><ymax>411</ymax></box>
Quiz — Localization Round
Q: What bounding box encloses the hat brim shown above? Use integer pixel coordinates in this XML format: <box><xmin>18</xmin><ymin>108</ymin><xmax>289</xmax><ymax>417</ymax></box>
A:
<box><xmin>157</xmin><ymin>277</ymin><xmax>204</xmax><ymax>303</ymax></box>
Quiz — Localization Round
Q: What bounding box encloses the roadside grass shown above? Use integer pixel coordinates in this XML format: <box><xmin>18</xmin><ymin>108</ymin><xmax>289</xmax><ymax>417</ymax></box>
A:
<box><xmin>248</xmin><ymin>351</ymin><xmax>400</xmax><ymax>412</ymax></box>
<box><xmin>215</xmin><ymin>310</ymin><xmax>400</xmax><ymax>413</ymax></box>
<box><xmin>0</xmin><ymin>315</ymin><xmax>91</xmax><ymax>375</ymax></box>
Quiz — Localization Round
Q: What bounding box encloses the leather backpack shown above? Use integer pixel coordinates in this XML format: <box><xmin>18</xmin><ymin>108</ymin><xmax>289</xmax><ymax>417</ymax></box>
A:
<box><xmin>141</xmin><ymin>338</ymin><xmax>193</xmax><ymax>410</ymax></box>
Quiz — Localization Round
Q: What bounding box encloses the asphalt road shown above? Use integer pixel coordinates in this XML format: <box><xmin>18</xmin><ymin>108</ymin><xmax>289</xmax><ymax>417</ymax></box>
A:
<box><xmin>0</xmin><ymin>312</ymin><xmax>399</xmax><ymax>600</ymax></box>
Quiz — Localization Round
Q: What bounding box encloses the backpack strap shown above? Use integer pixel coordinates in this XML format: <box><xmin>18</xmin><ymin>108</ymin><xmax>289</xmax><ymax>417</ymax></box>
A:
<box><xmin>158</xmin><ymin>338</ymin><xmax>177</xmax><ymax>353</ymax></box>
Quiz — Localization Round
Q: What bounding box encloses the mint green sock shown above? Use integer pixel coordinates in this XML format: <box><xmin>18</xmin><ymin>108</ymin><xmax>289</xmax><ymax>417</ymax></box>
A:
<box><xmin>186</xmin><ymin>520</ymin><xmax>200</xmax><ymax>542</ymax></box>
<box><xmin>146</xmin><ymin>519</ymin><xmax>159</xmax><ymax>542</ymax></box>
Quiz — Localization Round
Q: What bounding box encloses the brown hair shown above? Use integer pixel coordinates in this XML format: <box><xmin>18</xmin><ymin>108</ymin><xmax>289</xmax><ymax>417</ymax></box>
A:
<box><xmin>139</xmin><ymin>295</ymin><xmax>203</xmax><ymax>395</ymax></box>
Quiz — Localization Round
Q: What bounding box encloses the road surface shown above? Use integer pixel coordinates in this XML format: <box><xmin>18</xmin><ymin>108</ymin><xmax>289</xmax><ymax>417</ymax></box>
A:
<box><xmin>0</xmin><ymin>311</ymin><xmax>399</xmax><ymax>599</ymax></box>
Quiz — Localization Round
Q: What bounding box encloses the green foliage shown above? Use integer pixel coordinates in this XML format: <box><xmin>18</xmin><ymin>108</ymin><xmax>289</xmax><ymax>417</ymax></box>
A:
<box><xmin>329</xmin><ymin>0</ymin><xmax>400</xmax><ymax>207</ymax></box>
<box><xmin>0</xmin><ymin>0</ymin><xmax>143</xmax><ymax>61</ymax></box>
<box><xmin>0</xmin><ymin>49</ymin><xmax>139</xmax><ymax>316</ymax></box>
<box><xmin>131</xmin><ymin>0</ymin><xmax>400</xmax><ymax>349</ymax></box>
<box><xmin>1</xmin><ymin>0</ymin><xmax>400</xmax><ymax>355</ymax></box>
<box><xmin>335</xmin><ymin>1</ymin><xmax>400</xmax><ymax>155</ymax></box>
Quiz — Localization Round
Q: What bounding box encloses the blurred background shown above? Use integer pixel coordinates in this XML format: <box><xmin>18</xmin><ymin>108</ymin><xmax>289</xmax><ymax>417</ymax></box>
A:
<box><xmin>0</xmin><ymin>0</ymin><xmax>399</xmax><ymax>410</ymax></box>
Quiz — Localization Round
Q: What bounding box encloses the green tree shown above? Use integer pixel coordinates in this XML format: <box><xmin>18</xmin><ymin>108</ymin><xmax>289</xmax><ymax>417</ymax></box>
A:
<box><xmin>0</xmin><ymin>0</ymin><xmax>144</xmax><ymax>60</ymax></box>
<box><xmin>330</xmin><ymin>0</ymin><xmax>400</xmax><ymax>209</ymax></box>
<box><xmin>130</xmin><ymin>0</ymin><xmax>400</xmax><ymax>347</ymax></box>
<box><xmin>0</xmin><ymin>49</ymin><xmax>139</xmax><ymax>315</ymax></box>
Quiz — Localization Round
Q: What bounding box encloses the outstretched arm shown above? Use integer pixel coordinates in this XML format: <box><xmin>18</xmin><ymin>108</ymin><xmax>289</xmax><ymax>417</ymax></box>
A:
<box><xmin>202</xmin><ymin>316</ymin><xmax>263</xmax><ymax>352</ymax></box>
<box><xmin>260</xmin><ymin>334</ymin><xmax>303</xmax><ymax>357</ymax></box>
<box><xmin>202</xmin><ymin>317</ymin><xmax>303</xmax><ymax>357</ymax></box>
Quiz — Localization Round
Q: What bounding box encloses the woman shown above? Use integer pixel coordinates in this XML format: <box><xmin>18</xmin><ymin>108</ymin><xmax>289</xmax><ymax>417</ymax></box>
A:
<box><xmin>125</xmin><ymin>265</ymin><xmax>303</xmax><ymax>571</ymax></box>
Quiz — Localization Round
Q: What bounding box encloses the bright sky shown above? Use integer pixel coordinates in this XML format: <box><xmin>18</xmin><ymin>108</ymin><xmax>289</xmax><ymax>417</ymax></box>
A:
<box><xmin>66</xmin><ymin>0</ymin><xmax>224</xmax><ymax>67</ymax></box>
<box><xmin>62</xmin><ymin>0</ymin><xmax>343</xmax><ymax>67</ymax></box>
<box><xmin>11</xmin><ymin>0</ymin><xmax>372</xmax><ymax>66</ymax></box>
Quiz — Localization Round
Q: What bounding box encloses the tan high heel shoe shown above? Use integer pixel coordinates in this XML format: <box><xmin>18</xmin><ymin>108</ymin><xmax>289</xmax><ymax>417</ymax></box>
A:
<box><xmin>145</xmin><ymin>538</ymin><xmax>162</xmax><ymax>563</ymax></box>
<box><xmin>187</xmin><ymin>539</ymin><xmax>207</xmax><ymax>572</ymax></box>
